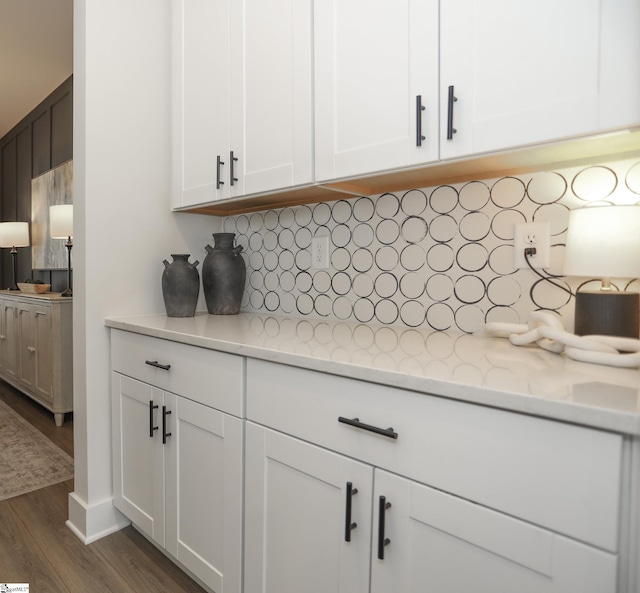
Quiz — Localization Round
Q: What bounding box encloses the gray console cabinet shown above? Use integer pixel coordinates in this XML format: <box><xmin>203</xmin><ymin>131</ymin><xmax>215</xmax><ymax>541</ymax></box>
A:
<box><xmin>0</xmin><ymin>291</ymin><xmax>72</xmax><ymax>425</ymax></box>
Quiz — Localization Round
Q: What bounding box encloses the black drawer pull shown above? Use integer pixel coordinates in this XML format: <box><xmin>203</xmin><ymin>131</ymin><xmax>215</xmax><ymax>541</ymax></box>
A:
<box><xmin>377</xmin><ymin>495</ymin><xmax>392</xmax><ymax>560</ymax></box>
<box><xmin>344</xmin><ymin>482</ymin><xmax>358</xmax><ymax>542</ymax></box>
<box><xmin>338</xmin><ymin>417</ymin><xmax>398</xmax><ymax>440</ymax></box>
<box><xmin>416</xmin><ymin>95</ymin><xmax>426</xmax><ymax>146</ymax></box>
<box><xmin>446</xmin><ymin>85</ymin><xmax>457</xmax><ymax>140</ymax></box>
<box><xmin>230</xmin><ymin>150</ymin><xmax>238</xmax><ymax>186</ymax></box>
<box><xmin>149</xmin><ymin>400</ymin><xmax>159</xmax><ymax>438</ymax></box>
<box><xmin>145</xmin><ymin>360</ymin><xmax>171</xmax><ymax>371</ymax></box>
<box><xmin>162</xmin><ymin>406</ymin><xmax>172</xmax><ymax>444</ymax></box>
<box><xmin>216</xmin><ymin>155</ymin><xmax>225</xmax><ymax>189</ymax></box>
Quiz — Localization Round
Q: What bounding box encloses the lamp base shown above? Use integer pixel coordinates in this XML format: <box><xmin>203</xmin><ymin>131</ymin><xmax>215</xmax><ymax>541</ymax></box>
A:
<box><xmin>574</xmin><ymin>291</ymin><xmax>639</xmax><ymax>338</ymax></box>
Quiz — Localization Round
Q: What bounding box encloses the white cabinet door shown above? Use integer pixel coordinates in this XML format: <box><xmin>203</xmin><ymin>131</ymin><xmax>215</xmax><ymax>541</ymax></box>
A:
<box><xmin>440</xmin><ymin>0</ymin><xmax>640</xmax><ymax>159</ymax></box>
<box><xmin>112</xmin><ymin>374</ymin><xmax>243</xmax><ymax>593</ymax></box>
<box><xmin>16</xmin><ymin>302</ymin><xmax>35</xmax><ymax>391</ymax></box>
<box><xmin>371</xmin><ymin>469</ymin><xmax>618</xmax><ymax>593</ymax></box>
<box><xmin>172</xmin><ymin>0</ymin><xmax>236</xmax><ymax>207</ymax></box>
<box><xmin>165</xmin><ymin>394</ymin><xmax>243</xmax><ymax>593</ymax></box>
<box><xmin>112</xmin><ymin>373</ymin><xmax>165</xmax><ymax>547</ymax></box>
<box><xmin>244</xmin><ymin>422</ymin><xmax>373</xmax><ymax>593</ymax></box>
<box><xmin>173</xmin><ymin>0</ymin><xmax>313</xmax><ymax>207</ymax></box>
<box><xmin>315</xmin><ymin>0</ymin><xmax>438</xmax><ymax>182</ymax></box>
<box><xmin>237</xmin><ymin>0</ymin><xmax>313</xmax><ymax>196</ymax></box>
<box><xmin>16</xmin><ymin>301</ymin><xmax>53</xmax><ymax>401</ymax></box>
<box><xmin>0</xmin><ymin>298</ymin><xmax>18</xmax><ymax>381</ymax></box>
<box><xmin>31</xmin><ymin>303</ymin><xmax>53</xmax><ymax>404</ymax></box>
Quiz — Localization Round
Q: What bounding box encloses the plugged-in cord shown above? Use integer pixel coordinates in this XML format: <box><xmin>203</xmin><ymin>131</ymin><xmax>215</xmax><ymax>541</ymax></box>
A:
<box><xmin>485</xmin><ymin>250</ymin><xmax>640</xmax><ymax>368</ymax></box>
<box><xmin>524</xmin><ymin>247</ymin><xmax>575</xmax><ymax>297</ymax></box>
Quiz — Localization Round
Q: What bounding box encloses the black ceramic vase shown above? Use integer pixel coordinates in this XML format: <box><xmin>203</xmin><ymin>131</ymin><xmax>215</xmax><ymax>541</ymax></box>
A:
<box><xmin>202</xmin><ymin>233</ymin><xmax>246</xmax><ymax>315</ymax></box>
<box><xmin>162</xmin><ymin>254</ymin><xmax>200</xmax><ymax>317</ymax></box>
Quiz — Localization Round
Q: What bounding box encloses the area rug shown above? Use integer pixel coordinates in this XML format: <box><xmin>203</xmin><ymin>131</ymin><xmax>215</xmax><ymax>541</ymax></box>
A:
<box><xmin>0</xmin><ymin>398</ymin><xmax>74</xmax><ymax>501</ymax></box>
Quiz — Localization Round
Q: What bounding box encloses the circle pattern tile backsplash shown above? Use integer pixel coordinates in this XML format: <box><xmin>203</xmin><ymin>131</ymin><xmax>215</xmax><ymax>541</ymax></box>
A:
<box><xmin>223</xmin><ymin>158</ymin><xmax>640</xmax><ymax>333</ymax></box>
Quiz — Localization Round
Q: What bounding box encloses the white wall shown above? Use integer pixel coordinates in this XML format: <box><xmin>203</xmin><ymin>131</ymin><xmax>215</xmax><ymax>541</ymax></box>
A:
<box><xmin>68</xmin><ymin>0</ymin><xmax>220</xmax><ymax>542</ymax></box>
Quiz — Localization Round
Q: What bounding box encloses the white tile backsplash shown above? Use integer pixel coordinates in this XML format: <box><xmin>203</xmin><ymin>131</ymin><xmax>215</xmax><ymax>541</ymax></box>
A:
<box><xmin>223</xmin><ymin>158</ymin><xmax>640</xmax><ymax>333</ymax></box>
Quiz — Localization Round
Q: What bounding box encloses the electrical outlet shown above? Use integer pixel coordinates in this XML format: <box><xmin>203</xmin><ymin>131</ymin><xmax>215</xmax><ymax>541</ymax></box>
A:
<box><xmin>311</xmin><ymin>235</ymin><xmax>330</xmax><ymax>270</ymax></box>
<box><xmin>513</xmin><ymin>222</ymin><xmax>551</xmax><ymax>269</ymax></box>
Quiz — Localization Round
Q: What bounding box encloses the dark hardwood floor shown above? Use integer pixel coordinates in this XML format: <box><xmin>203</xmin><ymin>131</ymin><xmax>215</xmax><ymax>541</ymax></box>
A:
<box><xmin>0</xmin><ymin>380</ymin><xmax>73</xmax><ymax>456</ymax></box>
<box><xmin>0</xmin><ymin>381</ymin><xmax>208</xmax><ymax>593</ymax></box>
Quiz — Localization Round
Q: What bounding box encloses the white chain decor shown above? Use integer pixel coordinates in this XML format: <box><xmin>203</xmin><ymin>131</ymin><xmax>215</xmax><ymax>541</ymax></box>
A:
<box><xmin>484</xmin><ymin>311</ymin><xmax>640</xmax><ymax>368</ymax></box>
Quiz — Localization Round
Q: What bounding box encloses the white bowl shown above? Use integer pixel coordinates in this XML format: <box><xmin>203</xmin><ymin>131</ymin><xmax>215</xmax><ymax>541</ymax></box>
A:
<box><xmin>17</xmin><ymin>283</ymin><xmax>51</xmax><ymax>294</ymax></box>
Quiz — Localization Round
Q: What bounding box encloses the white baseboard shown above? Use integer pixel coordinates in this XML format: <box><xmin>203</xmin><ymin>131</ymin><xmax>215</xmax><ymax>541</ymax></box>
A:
<box><xmin>66</xmin><ymin>491</ymin><xmax>131</xmax><ymax>544</ymax></box>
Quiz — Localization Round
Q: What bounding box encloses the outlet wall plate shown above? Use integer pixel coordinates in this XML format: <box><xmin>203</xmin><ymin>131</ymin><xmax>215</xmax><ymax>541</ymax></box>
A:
<box><xmin>514</xmin><ymin>222</ymin><xmax>551</xmax><ymax>269</ymax></box>
<box><xmin>311</xmin><ymin>235</ymin><xmax>330</xmax><ymax>269</ymax></box>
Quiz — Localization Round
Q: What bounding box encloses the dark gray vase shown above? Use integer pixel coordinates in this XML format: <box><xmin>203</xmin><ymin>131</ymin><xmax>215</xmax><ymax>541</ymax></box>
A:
<box><xmin>162</xmin><ymin>254</ymin><xmax>200</xmax><ymax>317</ymax></box>
<box><xmin>202</xmin><ymin>233</ymin><xmax>246</xmax><ymax>315</ymax></box>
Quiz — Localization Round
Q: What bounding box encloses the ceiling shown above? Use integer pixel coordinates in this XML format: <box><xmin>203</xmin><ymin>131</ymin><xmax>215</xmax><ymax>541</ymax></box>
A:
<box><xmin>0</xmin><ymin>0</ymin><xmax>73</xmax><ymax>139</ymax></box>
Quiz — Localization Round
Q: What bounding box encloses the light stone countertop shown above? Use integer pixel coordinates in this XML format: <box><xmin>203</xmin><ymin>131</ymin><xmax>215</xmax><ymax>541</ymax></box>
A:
<box><xmin>105</xmin><ymin>311</ymin><xmax>640</xmax><ymax>436</ymax></box>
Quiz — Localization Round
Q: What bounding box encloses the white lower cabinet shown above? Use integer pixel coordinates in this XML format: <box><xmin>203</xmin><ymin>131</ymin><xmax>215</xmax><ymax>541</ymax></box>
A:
<box><xmin>112</xmin><ymin>374</ymin><xmax>165</xmax><ymax>545</ymax></box>
<box><xmin>244</xmin><ymin>422</ymin><xmax>616</xmax><ymax>593</ymax></box>
<box><xmin>111</xmin><ymin>330</ymin><xmax>244</xmax><ymax>593</ymax></box>
<box><xmin>165</xmin><ymin>392</ymin><xmax>243</xmax><ymax>593</ymax></box>
<box><xmin>109</xmin><ymin>328</ymin><xmax>626</xmax><ymax>593</ymax></box>
<box><xmin>245</xmin><ymin>358</ymin><xmax>620</xmax><ymax>593</ymax></box>
<box><xmin>372</xmin><ymin>470</ymin><xmax>617</xmax><ymax>593</ymax></box>
<box><xmin>244</xmin><ymin>422</ymin><xmax>373</xmax><ymax>593</ymax></box>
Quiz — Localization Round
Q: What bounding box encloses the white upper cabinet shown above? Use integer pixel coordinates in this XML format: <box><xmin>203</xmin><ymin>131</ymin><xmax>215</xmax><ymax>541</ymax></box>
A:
<box><xmin>172</xmin><ymin>0</ymin><xmax>313</xmax><ymax>208</ymax></box>
<box><xmin>314</xmin><ymin>0</ymin><xmax>439</xmax><ymax>182</ymax></box>
<box><xmin>172</xmin><ymin>0</ymin><xmax>235</xmax><ymax>207</ymax></box>
<box><xmin>236</xmin><ymin>0</ymin><xmax>313</xmax><ymax>196</ymax></box>
<box><xmin>173</xmin><ymin>0</ymin><xmax>639</xmax><ymax>209</ymax></box>
<box><xmin>440</xmin><ymin>0</ymin><xmax>640</xmax><ymax>160</ymax></box>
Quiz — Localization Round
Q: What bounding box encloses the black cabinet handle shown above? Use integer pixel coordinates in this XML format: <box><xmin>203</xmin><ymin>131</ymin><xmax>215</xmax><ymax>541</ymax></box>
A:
<box><xmin>145</xmin><ymin>360</ymin><xmax>171</xmax><ymax>371</ymax></box>
<box><xmin>344</xmin><ymin>482</ymin><xmax>358</xmax><ymax>542</ymax></box>
<box><xmin>149</xmin><ymin>400</ymin><xmax>159</xmax><ymax>438</ymax></box>
<box><xmin>162</xmin><ymin>406</ymin><xmax>172</xmax><ymax>444</ymax></box>
<box><xmin>377</xmin><ymin>495</ymin><xmax>391</xmax><ymax>560</ymax></box>
<box><xmin>338</xmin><ymin>417</ymin><xmax>398</xmax><ymax>440</ymax></box>
<box><xmin>216</xmin><ymin>155</ymin><xmax>225</xmax><ymax>189</ymax></box>
<box><xmin>230</xmin><ymin>150</ymin><xmax>238</xmax><ymax>186</ymax></box>
<box><xmin>446</xmin><ymin>85</ymin><xmax>457</xmax><ymax>140</ymax></box>
<box><xmin>416</xmin><ymin>95</ymin><xmax>426</xmax><ymax>146</ymax></box>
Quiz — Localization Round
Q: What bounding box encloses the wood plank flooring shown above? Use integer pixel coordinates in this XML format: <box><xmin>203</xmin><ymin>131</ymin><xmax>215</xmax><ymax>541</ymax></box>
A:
<box><xmin>0</xmin><ymin>381</ymin><xmax>208</xmax><ymax>593</ymax></box>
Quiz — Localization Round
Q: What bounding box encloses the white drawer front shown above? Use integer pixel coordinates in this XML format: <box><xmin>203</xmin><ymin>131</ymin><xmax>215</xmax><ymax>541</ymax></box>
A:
<box><xmin>111</xmin><ymin>329</ymin><xmax>244</xmax><ymax>417</ymax></box>
<box><xmin>246</xmin><ymin>358</ymin><xmax>622</xmax><ymax>552</ymax></box>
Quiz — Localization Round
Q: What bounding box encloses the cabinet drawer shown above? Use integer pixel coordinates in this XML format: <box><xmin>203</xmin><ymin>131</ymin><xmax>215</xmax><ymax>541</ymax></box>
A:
<box><xmin>111</xmin><ymin>329</ymin><xmax>244</xmax><ymax>417</ymax></box>
<box><xmin>246</xmin><ymin>358</ymin><xmax>622</xmax><ymax>552</ymax></box>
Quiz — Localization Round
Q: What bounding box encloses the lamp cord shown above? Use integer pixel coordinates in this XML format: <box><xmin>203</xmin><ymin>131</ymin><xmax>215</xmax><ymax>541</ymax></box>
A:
<box><xmin>524</xmin><ymin>248</ymin><xmax>575</xmax><ymax>297</ymax></box>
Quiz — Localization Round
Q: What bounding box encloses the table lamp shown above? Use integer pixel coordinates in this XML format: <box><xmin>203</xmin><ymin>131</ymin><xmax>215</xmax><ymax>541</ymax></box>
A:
<box><xmin>0</xmin><ymin>222</ymin><xmax>30</xmax><ymax>290</ymax></box>
<box><xmin>50</xmin><ymin>205</ymin><xmax>73</xmax><ymax>297</ymax></box>
<box><xmin>563</xmin><ymin>205</ymin><xmax>640</xmax><ymax>338</ymax></box>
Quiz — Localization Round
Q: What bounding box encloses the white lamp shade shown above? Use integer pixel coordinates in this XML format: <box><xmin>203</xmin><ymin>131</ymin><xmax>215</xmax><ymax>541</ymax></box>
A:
<box><xmin>50</xmin><ymin>204</ymin><xmax>73</xmax><ymax>239</ymax></box>
<box><xmin>0</xmin><ymin>222</ymin><xmax>30</xmax><ymax>248</ymax></box>
<box><xmin>563</xmin><ymin>205</ymin><xmax>640</xmax><ymax>279</ymax></box>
